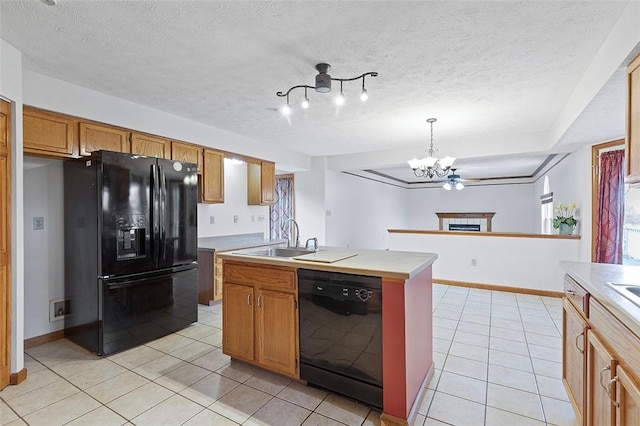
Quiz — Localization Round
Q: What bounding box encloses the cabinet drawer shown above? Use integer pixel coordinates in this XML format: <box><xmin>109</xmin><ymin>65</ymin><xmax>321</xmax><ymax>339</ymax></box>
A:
<box><xmin>224</xmin><ymin>262</ymin><xmax>296</xmax><ymax>290</ymax></box>
<box><xmin>564</xmin><ymin>275</ymin><xmax>589</xmax><ymax>317</ymax></box>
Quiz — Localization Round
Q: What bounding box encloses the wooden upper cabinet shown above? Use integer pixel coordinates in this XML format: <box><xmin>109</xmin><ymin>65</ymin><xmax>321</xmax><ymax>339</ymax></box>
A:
<box><xmin>248</xmin><ymin>161</ymin><xmax>275</xmax><ymax>205</ymax></box>
<box><xmin>626</xmin><ymin>52</ymin><xmax>640</xmax><ymax>183</ymax></box>
<box><xmin>131</xmin><ymin>132</ymin><xmax>170</xmax><ymax>159</ymax></box>
<box><xmin>79</xmin><ymin>122</ymin><xmax>130</xmax><ymax>156</ymax></box>
<box><xmin>172</xmin><ymin>141</ymin><xmax>203</xmax><ymax>173</ymax></box>
<box><xmin>23</xmin><ymin>106</ymin><xmax>78</xmax><ymax>158</ymax></box>
<box><xmin>202</xmin><ymin>149</ymin><xmax>224</xmax><ymax>203</ymax></box>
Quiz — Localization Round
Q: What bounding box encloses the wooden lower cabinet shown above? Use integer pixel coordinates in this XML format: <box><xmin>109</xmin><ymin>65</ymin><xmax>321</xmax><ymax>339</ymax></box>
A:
<box><xmin>222</xmin><ymin>261</ymin><xmax>298</xmax><ymax>379</ymax></box>
<box><xmin>616</xmin><ymin>366</ymin><xmax>640</xmax><ymax>425</ymax></box>
<box><xmin>255</xmin><ymin>288</ymin><xmax>297</xmax><ymax>377</ymax></box>
<box><xmin>563</xmin><ymin>275</ymin><xmax>640</xmax><ymax>426</ymax></box>
<box><xmin>586</xmin><ymin>330</ymin><xmax>616</xmax><ymax>426</ymax></box>
<box><xmin>222</xmin><ymin>283</ymin><xmax>254</xmax><ymax>361</ymax></box>
<box><xmin>564</xmin><ymin>298</ymin><xmax>588</xmax><ymax>424</ymax></box>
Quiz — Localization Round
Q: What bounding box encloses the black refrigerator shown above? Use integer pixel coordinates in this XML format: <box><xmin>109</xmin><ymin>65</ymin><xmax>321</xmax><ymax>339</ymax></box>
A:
<box><xmin>64</xmin><ymin>150</ymin><xmax>199</xmax><ymax>355</ymax></box>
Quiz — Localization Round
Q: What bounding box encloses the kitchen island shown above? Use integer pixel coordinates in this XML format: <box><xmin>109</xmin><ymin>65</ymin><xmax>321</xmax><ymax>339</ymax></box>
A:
<box><xmin>216</xmin><ymin>247</ymin><xmax>438</xmax><ymax>426</ymax></box>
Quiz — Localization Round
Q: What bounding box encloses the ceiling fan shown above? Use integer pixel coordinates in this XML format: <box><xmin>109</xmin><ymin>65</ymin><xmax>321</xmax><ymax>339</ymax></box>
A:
<box><xmin>438</xmin><ymin>169</ymin><xmax>480</xmax><ymax>190</ymax></box>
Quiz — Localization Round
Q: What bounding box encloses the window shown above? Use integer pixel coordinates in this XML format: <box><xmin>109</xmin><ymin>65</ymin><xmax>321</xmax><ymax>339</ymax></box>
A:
<box><xmin>541</xmin><ymin>176</ymin><xmax>553</xmax><ymax>234</ymax></box>
<box><xmin>269</xmin><ymin>175</ymin><xmax>294</xmax><ymax>240</ymax></box>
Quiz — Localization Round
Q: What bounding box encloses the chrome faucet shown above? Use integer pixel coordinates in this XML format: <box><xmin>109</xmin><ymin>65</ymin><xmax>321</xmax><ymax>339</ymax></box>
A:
<box><xmin>305</xmin><ymin>237</ymin><xmax>318</xmax><ymax>251</ymax></box>
<box><xmin>283</xmin><ymin>218</ymin><xmax>300</xmax><ymax>248</ymax></box>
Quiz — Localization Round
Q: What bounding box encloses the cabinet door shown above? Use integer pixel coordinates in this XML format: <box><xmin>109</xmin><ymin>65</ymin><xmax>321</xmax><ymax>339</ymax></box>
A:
<box><xmin>222</xmin><ymin>283</ymin><xmax>254</xmax><ymax>362</ymax></box>
<box><xmin>261</xmin><ymin>161</ymin><xmax>275</xmax><ymax>204</ymax></box>
<box><xmin>626</xmin><ymin>52</ymin><xmax>640</xmax><ymax>183</ymax></box>
<box><xmin>79</xmin><ymin>122</ymin><xmax>130</xmax><ymax>155</ymax></box>
<box><xmin>564</xmin><ymin>298</ymin><xmax>588</xmax><ymax>424</ymax></box>
<box><xmin>131</xmin><ymin>133</ymin><xmax>170</xmax><ymax>159</ymax></box>
<box><xmin>172</xmin><ymin>141</ymin><xmax>203</xmax><ymax>174</ymax></box>
<box><xmin>255</xmin><ymin>288</ymin><xmax>297</xmax><ymax>377</ymax></box>
<box><xmin>23</xmin><ymin>107</ymin><xmax>78</xmax><ymax>158</ymax></box>
<box><xmin>248</xmin><ymin>161</ymin><xmax>275</xmax><ymax>205</ymax></box>
<box><xmin>202</xmin><ymin>149</ymin><xmax>224</xmax><ymax>203</ymax></box>
<box><xmin>587</xmin><ymin>330</ymin><xmax>616</xmax><ymax>426</ymax></box>
<box><xmin>616</xmin><ymin>366</ymin><xmax>640</xmax><ymax>426</ymax></box>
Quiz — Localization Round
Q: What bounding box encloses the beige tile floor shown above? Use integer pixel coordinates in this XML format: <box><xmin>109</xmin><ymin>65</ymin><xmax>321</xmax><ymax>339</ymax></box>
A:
<box><xmin>0</xmin><ymin>284</ymin><xmax>577</xmax><ymax>426</ymax></box>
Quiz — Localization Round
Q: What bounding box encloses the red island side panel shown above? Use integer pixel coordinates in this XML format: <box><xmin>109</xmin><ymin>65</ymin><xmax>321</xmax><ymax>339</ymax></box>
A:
<box><xmin>382</xmin><ymin>265</ymin><xmax>434</xmax><ymax>420</ymax></box>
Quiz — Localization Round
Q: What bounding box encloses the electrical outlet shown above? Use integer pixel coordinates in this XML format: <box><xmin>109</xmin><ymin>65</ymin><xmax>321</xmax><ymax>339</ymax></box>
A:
<box><xmin>49</xmin><ymin>299</ymin><xmax>71</xmax><ymax>321</ymax></box>
<box><xmin>471</xmin><ymin>258</ymin><xmax>478</xmax><ymax>266</ymax></box>
<box><xmin>233</xmin><ymin>215</ymin><xmax>238</xmax><ymax>223</ymax></box>
<box><xmin>209</xmin><ymin>216</ymin><xmax>215</xmax><ymax>224</ymax></box>
<box><xmin>33</xmin><ymin>217</ymin><xmax>44</xmax><ymax>230</ymax></box>
<box><xmin>251</xmin><ymin>215</ymin><xmax>255</xmax><ymax>223</ymax></box>
<box><xmin>326</xmin><ymin>210</ymin><xmax>332</xmax><ymax>217</ymax></box>
<box><xmin>258</xmin><ymin>215</ymin><xmax>265</xmax><ymax>222</ymax></box>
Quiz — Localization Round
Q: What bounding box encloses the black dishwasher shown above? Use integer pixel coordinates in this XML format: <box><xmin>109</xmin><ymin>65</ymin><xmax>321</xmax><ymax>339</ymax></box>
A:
<box><xmin>298</xmin><ymin>269</ymin><xmax>382</xmax><ymax>409</ymax></box>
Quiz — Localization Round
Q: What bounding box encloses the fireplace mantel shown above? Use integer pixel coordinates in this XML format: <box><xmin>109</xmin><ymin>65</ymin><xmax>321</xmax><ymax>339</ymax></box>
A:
<box><xmin>436</xmin><ymin>212</ymin><xmax>495</xmax><ymax>232</ymax></box>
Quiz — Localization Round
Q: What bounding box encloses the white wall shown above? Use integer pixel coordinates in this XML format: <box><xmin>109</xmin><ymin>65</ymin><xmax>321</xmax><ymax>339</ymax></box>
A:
<box><xmin>406</xmin><ymin>184</ymin><xmax>537</xmax><ymax>233</ymax></box>
<box><xmin>325</xmin><ymin>171</ymin><xmax>408</xmax><ymax>249</ymax></box>
<box><xmin>389</xmin><ymin>232</ymin><xmax>581</xmax><ymax>292</ymax></box>
<box><xmin>535</xmin><ymin>147</ymin><xmax>593</xmax><ymax>261</ymax></box>
<box><xmin>23</xmin><ymin>162</ymin><xmax>65</xmax><ymax>339</ymax></box>
<box><xmin>1</xmin><ymin>39</ymin><xmax>25</xmax><ymax>374</ymax></box>
<box><xmin>294</xmin><ymin>157</ymin><xmax>327</xmax><ymax>245</ymax></box>
<box><xmin>197</xmin><ymin>160</ymin><xmax>270</xmax><ymax>237</ymax></box>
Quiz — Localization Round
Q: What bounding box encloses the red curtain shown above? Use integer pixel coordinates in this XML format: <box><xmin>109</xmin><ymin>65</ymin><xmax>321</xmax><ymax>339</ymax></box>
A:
<box><xmin>595</xmin><ymin>150</ymin><xmax>625</xmax><ymax>264</ymax></box>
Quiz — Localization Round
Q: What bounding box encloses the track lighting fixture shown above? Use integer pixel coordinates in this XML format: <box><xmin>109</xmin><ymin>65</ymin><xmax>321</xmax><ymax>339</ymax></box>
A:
<box><xmin>276</xmin><ymin>63</ymin><xmax>378</xmax><ymax>115</ymax></box>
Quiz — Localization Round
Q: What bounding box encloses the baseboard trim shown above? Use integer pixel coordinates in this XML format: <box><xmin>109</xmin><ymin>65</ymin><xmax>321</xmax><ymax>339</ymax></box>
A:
<box><xmin>434</xmin><ymin>278</ymin><xmax>564</xmax><ymax>298</ymax></box>
<box><xmin>10</xmin><ymin>368</ymin><xmax>27</xmax><ymax>385</ymax></box>
<box><xmin>24</xmin><ymin>329</ymin><xmax>65</xmax><ymax>349</ymax></box>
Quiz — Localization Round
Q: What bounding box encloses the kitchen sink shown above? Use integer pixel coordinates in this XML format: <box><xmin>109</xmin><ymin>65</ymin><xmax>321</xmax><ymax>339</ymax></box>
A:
<box><xmin>606</xmin><ymin>282</ymin><xmax>640</xmax><ymax>308</ymax></box>
<box><xmin>236</xmin><ymin>247</ymin><xmax>316</xmax><ymax>258</ymax></box>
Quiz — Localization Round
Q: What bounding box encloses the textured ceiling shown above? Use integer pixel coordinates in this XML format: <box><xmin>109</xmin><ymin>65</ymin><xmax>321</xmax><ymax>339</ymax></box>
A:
<box><xmin>0</xmin><ymin>0</ymin><xmax>632</xmax><ymax>174</ymax></box>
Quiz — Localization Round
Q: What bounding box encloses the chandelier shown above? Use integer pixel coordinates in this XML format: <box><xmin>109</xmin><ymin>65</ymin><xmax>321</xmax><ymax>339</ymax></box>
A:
<box><xmin>408</xmin><ymin>118</ymin><xmax>456</xmax><ymax>178</ymax></box>
<box><xmin>276</xmin><ymin>63</ymin><xmax>378</xmax><ymax>115</ymax></box>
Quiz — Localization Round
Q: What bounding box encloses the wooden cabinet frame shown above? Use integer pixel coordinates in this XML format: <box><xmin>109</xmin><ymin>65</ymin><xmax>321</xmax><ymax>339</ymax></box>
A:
<box><xmin>222</xmin><ymin>261</ymin><xmax>298</xmax><ymax>378</ymax></box>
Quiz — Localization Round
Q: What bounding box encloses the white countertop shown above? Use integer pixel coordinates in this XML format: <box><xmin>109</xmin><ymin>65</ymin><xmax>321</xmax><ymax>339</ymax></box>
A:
<box><xmin>562</xmin><ymin>261</ymin><xmax>640</xmax><ymax>338</ymax></box>
<box><xmin>216</xmin><ymin>247</ymin><xmax>438</xmax><ymax>280</ymax></box>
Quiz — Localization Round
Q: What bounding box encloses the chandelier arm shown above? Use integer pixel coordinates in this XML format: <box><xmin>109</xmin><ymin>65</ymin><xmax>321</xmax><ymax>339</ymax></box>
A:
<box><xmin>276</xmin><ymin>84</ymin><xmax>316</xmax><ymax>98</ymax></box>
<box><xmin>330</xmin><ymin>72</ymin><xmax>379</xmax><ymax>83</ymax></box>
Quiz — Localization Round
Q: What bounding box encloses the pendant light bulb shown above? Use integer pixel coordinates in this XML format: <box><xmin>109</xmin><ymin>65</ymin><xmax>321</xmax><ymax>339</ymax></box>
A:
<box><xmin>455</xmin><ymin>182</ymin><xmax>464</xmax><ymax>190</ymax></box>
<box><xmin>301</xmin><ymin>97</ymin><xmax>309</xmax><ymax>109</ymax></box>
<box><xmin>443</xmin><ymin>182</ymin><xmax>452</xmax><ymax>191</ymax></box>
<box><xmin>360</xmin><ymin>88</ymin><xmax>368</xmax><ymax>102</ymax></box>
<box><xmin>335</xmin><ymin>82</ymin><xmax>345</xmax><ymax>106</ymax></box>
<box><xmin>281</xmin><ymin>94</ymin><xmax>292</xmax><ymax>115</ymax></box>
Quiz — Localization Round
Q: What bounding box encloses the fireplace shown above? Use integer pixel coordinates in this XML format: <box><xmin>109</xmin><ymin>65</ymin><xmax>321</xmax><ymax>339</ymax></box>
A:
<box><xmin>436</xmin><ymin>212</ymin><xmax>495</xmax><ymax>232</ymax></box>
<box><xmin>448</xmin><ymin>224</ymin><xmax>481</xmax><ymax>232</ymax></box>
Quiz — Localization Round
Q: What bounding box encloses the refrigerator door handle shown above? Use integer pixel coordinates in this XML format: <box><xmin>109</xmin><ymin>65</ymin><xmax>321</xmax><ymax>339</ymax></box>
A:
<box><xmin>159</xmin><ymin>165</ymin><xmax>167</xmax><ymax>261</ymax></box>
<box><xmin>151</xmin><ymin>164</ymin><xmax>160</xmax><ymax>263</ymax></box>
